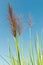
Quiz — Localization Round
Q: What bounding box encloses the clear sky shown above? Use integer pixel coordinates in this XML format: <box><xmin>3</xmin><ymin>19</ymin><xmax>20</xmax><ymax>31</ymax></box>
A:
<box><xmin>0</xmin><ymin>0</ymin><xmax>43</xmax><ymax>65</ymax></box>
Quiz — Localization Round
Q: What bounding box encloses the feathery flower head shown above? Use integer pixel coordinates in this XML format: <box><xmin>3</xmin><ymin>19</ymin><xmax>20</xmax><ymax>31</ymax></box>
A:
<box><xmin>16</xmin><ymin>15</ymin><xmax>23</xmax><ymax>35</ymax></box>
<box><xmin>27</xmin><ymin>13</ymin><xmax>33</xmax><ymax>28</ymax></box>
<box><xmin>8</xmin><ymin>3</ymin><xmax>17</xmax><ymax>37</ymax></box>
<box><xmin>8</xmin><ymin>4</ymin><xmax>23</xmax><ymax>37</ymax></box>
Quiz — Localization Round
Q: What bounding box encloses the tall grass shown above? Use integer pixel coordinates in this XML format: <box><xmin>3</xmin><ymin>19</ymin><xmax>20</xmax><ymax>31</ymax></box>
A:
<box><xmin>0</xmin><ymin>33</ymin><xmax>43</xmax><ymax>65</ymax></box>
<box><xmin>1</xmin><ymin>3</ymin><xmax>42</xmax><ymax>65</ymax></box>
<box><xmin>0</xmin><ymin>3</ymin><xmax>43</xmax><ymax>65</ymax></box>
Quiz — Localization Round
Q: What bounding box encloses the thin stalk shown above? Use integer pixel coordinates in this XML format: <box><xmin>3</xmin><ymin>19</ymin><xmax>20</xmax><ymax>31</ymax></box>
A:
<box><xmin>0</xmin><ymin>55</ymin><xmax>10</xmax><ymax>65</ymax></box>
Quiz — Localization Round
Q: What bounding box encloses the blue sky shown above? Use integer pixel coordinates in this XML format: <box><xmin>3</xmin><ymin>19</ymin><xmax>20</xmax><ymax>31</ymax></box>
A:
<box><xmin>0</xmin><ymin>0</ymin><xmax>43</xmax><ymax>65</ymax></box>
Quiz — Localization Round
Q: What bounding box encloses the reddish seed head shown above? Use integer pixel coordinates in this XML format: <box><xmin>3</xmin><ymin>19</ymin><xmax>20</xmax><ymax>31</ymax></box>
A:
<box><xmin>8</xmin><ymin>4</ymin><xmax>23</xmax><ymax>37</ymax></box>
<box><xmin>8</xmin><ymin>3</ymin><xmax>17</xmax><ymax>37</ymax></box>
<box><xmin>16</xmin><ymin>15</ymin><xmax>23</xmax><ymax>35</ymax></box>
<box><xmin>27</xmin><ymin>13</ymin><xmax>34</xmax><ymax>28</ymax></box>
